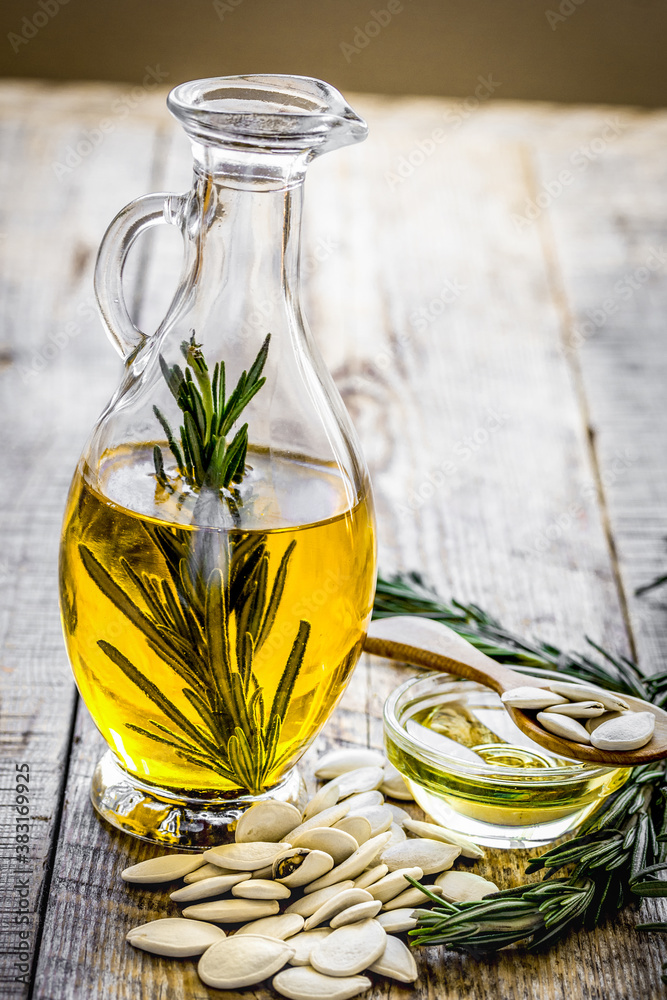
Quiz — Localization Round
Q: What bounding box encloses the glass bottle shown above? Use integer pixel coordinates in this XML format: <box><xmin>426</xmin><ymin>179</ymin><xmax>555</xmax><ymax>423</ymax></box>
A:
<box><xmin>58</xmin><ymin>76</ymin><xmax>376</xmax><ymax>847</ymax></box>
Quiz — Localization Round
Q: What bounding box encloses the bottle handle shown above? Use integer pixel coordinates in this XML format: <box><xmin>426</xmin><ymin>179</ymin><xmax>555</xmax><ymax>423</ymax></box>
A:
<box><xmin>94</xmin><ymin>192</ymin><xmax>184</xmax><ymax>362</ymax></box>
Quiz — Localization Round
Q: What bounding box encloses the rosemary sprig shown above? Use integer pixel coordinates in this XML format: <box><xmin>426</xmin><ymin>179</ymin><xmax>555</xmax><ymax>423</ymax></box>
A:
<box><xmin>375</xmin><ymin>573</ymin><xmax>667</xmax><ymax>957</ymax></box>
<box><xmin>153</xmin><ymin>331</ymin><xmax>270</xmax><ymax>494</ymax></box>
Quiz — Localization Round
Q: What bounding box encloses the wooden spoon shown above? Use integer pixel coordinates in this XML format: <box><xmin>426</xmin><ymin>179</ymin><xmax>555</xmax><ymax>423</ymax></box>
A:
<box><xmin>364</xmin><ymin>615</ymin><xmax>667</xmax><ymax>766</ymax></box>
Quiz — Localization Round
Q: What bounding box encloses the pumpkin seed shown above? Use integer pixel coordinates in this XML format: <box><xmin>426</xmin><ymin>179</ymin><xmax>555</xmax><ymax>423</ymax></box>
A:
<box><xmin>291</xmin><ymin>827</ymin><xmax>358</xmax><ymax>866</ymax></box>
<box><xmin>547</xmin><ymin>680</ymin><xmax>629</xmax><ymax>713</ymax></box>
<box><xmin>536</xmin><ymin>712</ymin><xmax>591</xmax><ymax>744</ymax></box>
<box><xmin>197</xmin><ymin>934</ymin><xmax>294</xmax><ymax>989</ymax></box>
<box><xmin>380</xmin><ymin>839</ymin><xmax>460</xmax><ymax>875</ymax></box>
<box><xmin>304</xmin><ymin>888</ymin><xmax>374</xmax><ymax>931</ymax></box>
<box><xmin>384</xmin><ymin>823</ymin><xmax>407</xmax><ymax>848</ymax></box>
<box><xmin>314</xmin><ymin>748</ymin><xmax>386</xmax><ymax>779</ymax></box>
<box><xmin>368</xmin><ymin>867</ymin><xmax>423</xmax><ymax>903</ymax></box>
<box><xmin>382</xmin><ymin>884</ymin><xmax>443</xmax><ymax>910</ymax></box>
<box><xmin>305</xmin><ymin>832</ymin><xmax>393</xmax><ymax>893</ymax></box>
<box><xmin>287</xmin><ymin>803</ymin><xmax>351</xmax><ymax>841</ymax></box>
<box><xmin>329</xmin><ymin>900</ymin><xmax>383</xmax><ymax>928</ymax></box>
<box><xmin>285</xmin><ymin>881</ymin><xmax>356</xmax><ymax>917</ymax></box>
<box><xmin>235</xmin><ymin>912</ymin><xmax>305</xmax><ymax>940</ymax></box>
<box><xmin>235</xmin><ymin>801</ymin><xmax>302</xmax><ymax>844</ymax></box>
<box><xmin>287</xmin><ymin>929</ymin><xmax>333</xmax><ymax>966</ymax></box>
<box><xmin>379</xmin><ymin>763</ymin><xmax>413</xmax><ymax>801</ymax></box>
<box><xmin>310</xmin><ymin>917</ymin><xmax>386</xmax><ymax>977</ymax></box>
<box><xmin>184</xmin><ymin>862</ymin><xmax>233</xmax><ymax>884</ymax></box>
<box><xmin>586</xmin><ymin>710</ymin><xmax>625</xmax><ymax>734</ymax></box>
<box><xmin>182</xmin><ymin>898</ymin><xmax>280</xmax><ymax>924</ymax></box>
<box><xmin>334</xmin><ymin>766</ymin><xmax>385</xmax><ymax>799</ymax></box>
<box><xmin>589</xmin><ymin>711</ymin><xmax>655</xmax><ymax>751</ymax></box>
<box><xmin>273</xmin><ymin>966</ymin><xmax>372</xmax><ymax>1000</ymax></box>
<box><xmin>500</xmin><ymin>686</ymin><xmax>568</xmax><ymax>709</ymax></box>
<box><xmin>376</xmin><ymin>908</ymin><xmax>418</xmax><ymax>933</ymax></box>
<box><xmin>353</xmin><ymin>865</ymin><xmax>389</xmax><ymax>890</ymax></box>
<box><xmin>170</xmin><ymin>872</ymin><xmax>252</xmax><ymax>902</ymax></box>
<box><xmin>252</xmin><ymin>864</ymin><xmax>275</xmax><ymax>879</ymax></box>
<box><xmin>273</xmin><ymin>849</ymin><xmax>334</xmax><ymax>888</ymax></box>
<box><xmin>435</xmin><ymin>870</ymin><xmax>499</xmax><ymax>902</ymax></box>
<box><xmin>543</xmin><ymin>700</ymin><xmax>605</xmax><ymax>718</ymax></box>
<box><xmin>203</xmin><ymin>841</ymin><xmax>292</xmax><ymax>872</ymax></box>
<box><xmin>121</xmin><ymin>853</ymin><xmax>205</xmax><ymax>884</ymax></box>
<box><xmin>126</xmin><ymin>917</ymin><xmax>225</xmax><ymax>957</ymax></box>
<box><xmin>333</xmin><ymin>816</ymin><xmax>372</xmax><ymax>845</ymax></box>
<box><xmin>342</xmin><ymin>790</ymin><xmax>384</xmax><ymax>811</ymax></box>
<box><xmin>385</xmin><ymin>803</ymin><xmax>410</xmax><ymax>825</ymax></box>
<box><xmin>403</xmin><ymin>818</ymin><xmax>485</xmax><ymax>859</ymax></box>
<box><xmin>302</xmin><ymin>783</ymin><xmax>340</xmax><ymax>821</ymax></box>
<box><xmin>347</xmin><ymin>805</ymin><xmax>392</xmax><ymax>838</ymax></box>
<box><xmin>232</xmin><ymin>878</ymin><xmax>292</xmax><ymax>900</ymax></box>
<box><xmin>367</xmin><ymin>934</ymin><xmax>418</xmax><ymax>982</ymax></box>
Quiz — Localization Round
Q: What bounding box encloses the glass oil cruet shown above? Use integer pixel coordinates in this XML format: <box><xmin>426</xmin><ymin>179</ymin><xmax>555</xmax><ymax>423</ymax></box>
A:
<box><xmin>58</xmin><ymin>76</ymin><xmax>377</xmax><ymax>847</ymax></box>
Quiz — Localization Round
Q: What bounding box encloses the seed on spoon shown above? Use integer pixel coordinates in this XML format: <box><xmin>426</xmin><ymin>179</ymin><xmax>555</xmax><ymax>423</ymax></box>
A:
<box><xmin>547</xmin><ymin>680</ymin><xmax>630</xmax><ymax>713</ymax></box>
<box><xmin>435</xmin><ymin>870</ymin><xmax>499</xmax><ymax>902</ymax></box>
<box><xmin>380</xmin><ymin>839</ymin><xmax>460</xmax><ymax>875</ymax></box>
<box><xmin>182</xmin><ymin>898</ymin><xmax>280</xmax><ymax>924</ymax></box>
<box><xmin>287</xmin><ymin>929</ymin><xmax>333</xmax><ymax>966</ymax></box>
<box><xmin>197</xmin><ymin>934</ymin><xmax>294</xmax><ymax>989</ymax></box>
<box><xmin>329</xmin><ymin>899</ymin><xmax>383</xmax><ymax>927</ymax></box>
<box><xmin>235</xmin><ymin>801</ymin><xmax>302</xmax><ymax>843</ymax></box>
<box><xmin>314</xmin><ymin>748</ymin><xmax>386</xmax><ymax>779</ymax></box>
<box><xmin>290</xmin><ymin>827</ymin><xmax>359</xmax><ymax>866</ymax></box>
<box><xmin>353</xmin><ymin>865</ymin><xmax>389</xmax><ymax>890</ymax></box>
<box><xmin>402</xmin><ymin>818</ymin><xmax>485</xmax><ymax>859</ymax></box>
<box><xmin>367</xmin><ymin>934</ymin><xmax>418</xmax><ymax>983</ymax></box>
<box><xmin>170</xmin><ymin>872</ymin><xmax>252</xmax><ymax>902</ymax></box>
<box><xmin>203</xmin><ymin>841</ymin><xmax>292</xmax><ymax>872</ymax></box>
<box><xmin>285</xmin><ymin>881</ymin><xmax>356</xmax><ymax>917</ymax></box>
<box><xmin>536</xmin><ymin>712</ymin><xmax>591</xmax><ymax>744</ymax></box>
<box><xmin>586</xmin><ymin>710</ymin><xmax>625</xmax><ymax>734</ymax></box>
<box><xmin>232</xmin><ymin>878</ymin><xmax>292</xmax><ymax>900</ymax></box>
<box><xmin>333</xmin><ymin>816</ymin><xmax>372</xmax><ymax>846</ymax></box>
<box><xmin>376</xmin><ymin>908</ymin><xmax>418</xmax><ymax>933</ymax></box>
<box><xmin>235</xmin><ymin>912</ymin><xmax>305</xmax><ymax>940</ymax></box>
<box><xmin>121</xmin><ymin>853</ymin><xmax>205</xmax><ymax>884</ymax></box>
<box><xmin>380</xmin><ymin>763</ymin><xmax>413</xmax><ymax>801</ymax></box>
<box><xmin>273</xmin><ymin>966</ymin><xmax>372</xmax><ymax>1000</ymax></box>
<box><xmin>589</xmin><ymin>711</ymin><xmax>655</xmax><ymax>751</ymax></box>
<box><xmin>500</xmin><ymin>686</ymin><xmax>568</xmax><ymax>710</ymax></box>
<box><xmin>368</xmin><ymin>867</ymin><xmax>423</xmax><ymax>903</ymax></box>
<box><xmin>273</xmin><ymin>849</ymin><xmax>334</xmax><ymax>888</ymax></box>
<box><xmin>543</xmin><ymin>701</ymin><xmax>605</xmax><ymax>719</ymax></box>
<box><xmin>303</xmin><ymin>888</ymin><xmax>374</xmax><ymax>930</ymax></box>
<box><xmin>310</xmin><ymin>917</ymin><xmax>386</xmax><ymax>977</ymax></box>
<box><xmin>126</xmin><ymin>917</ymin><xmax>225</xmax><ymax>957</ymax></box>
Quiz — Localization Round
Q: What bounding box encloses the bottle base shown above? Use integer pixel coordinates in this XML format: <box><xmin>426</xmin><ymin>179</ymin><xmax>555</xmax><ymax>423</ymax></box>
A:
<box><xmin>90</xmin><ymin>749</ymin><xmax>307</xmax><ymax>849</ymax></box>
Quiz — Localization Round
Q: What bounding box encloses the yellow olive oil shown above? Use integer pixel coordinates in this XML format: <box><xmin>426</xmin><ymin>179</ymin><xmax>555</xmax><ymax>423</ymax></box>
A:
<box><xmin>60</xmin><ymin>444</ymin><xmax>375</xmax><ymax>796</ymax></box>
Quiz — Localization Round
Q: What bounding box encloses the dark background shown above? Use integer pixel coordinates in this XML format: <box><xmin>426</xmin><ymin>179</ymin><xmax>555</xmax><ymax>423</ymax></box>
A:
<box><xmin>0</xmin><ymin>0</ymin><xmax>665</xmax><ymax>106</ymax></box>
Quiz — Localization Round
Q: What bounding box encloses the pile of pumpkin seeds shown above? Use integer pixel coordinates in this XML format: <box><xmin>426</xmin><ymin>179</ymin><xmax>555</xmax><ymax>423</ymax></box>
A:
<box><xmin>122</xmin><ymin>748</ymin><xmax>495</xmax><ymax>998</ymax></box>
<box><xmin>501</xmin><ymin>680</ymin><xmax>656</xmax><ymax>750</ymax></box>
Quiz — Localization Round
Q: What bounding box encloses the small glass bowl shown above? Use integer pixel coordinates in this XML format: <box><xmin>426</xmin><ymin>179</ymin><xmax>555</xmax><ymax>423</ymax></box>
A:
<box><xmin>384</xmin><ymin>673</ymin><xmax>630</xmax><ymax>849</ymax></box>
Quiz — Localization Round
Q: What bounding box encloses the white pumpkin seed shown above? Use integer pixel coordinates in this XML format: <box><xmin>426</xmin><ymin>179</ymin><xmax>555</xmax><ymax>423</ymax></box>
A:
<box><xmin>379</xmin><ymin>763</ymin><xmax>413</xmax><ymax>801</ymax></box>
<box><xmin>500</xmin><ymin>686</ymin><xmax>568</xmax><ymax>709</ymax></box>
<box><xmin>335</xmin><ymin>766</ymin><xmax>386</xmax><ymax>799</ymax></box>
<box><xmin>368</xmin><ymin>867</ymin><xmax>423</xmax><ymax>903</ymax></box>
<box><xmin>435</xmin><ymin>870</ymin><xmax>499</xmax><ymax>902</ymax></box>
<box><xmin>273</xmin><ymin>849</ymin><xmax>334</xmax><ymax>888</ymax></box>
<box><xmin>586</xmin><ymin>710</ymin><xmax>625</xmax><ymax>734</ymax></box>
<box><xmin>347</xmin><ymin>805</ymin><xmax>392</xmax><ymax>838</ymax></box>
<box><xmin>383</xmin><ymin>884</ymin><xmax>443</xmax><ymax>910</ymax></box>
<box><xmin>273</xmin><ymin>966</ymin><xmax>372</xmax><ymax>1000</ymax></box>
<box><xmin>235</xmin><ymin>912</ymin><xmax>305</xmax><ymax>940</ymax></box>
<box><xmin>385</xmin><ymin>803</ymin><xmax>411</xmax><ymax>825</ymax></box>
<box><xmin>329</xmin><ymin>900</ymin><xmax>383</xmax><ymax>928</ymax></box>
<box><xmin>203</xmin><ymin>841</ymin><xmax>292</xmax><ymax>872</ymax></box>
<box><xmin>232</xmin><ymin>878</ymin><xmax>292</xmax><ymax>900</ymax></box>
<box><xmin>314</xmin><ymin>748</ymin><xmax>386</xmax><ymax>779</ymax></box>
<box><xmin>367</xmin><ymin>934</ymin><xmax>418</xmax><ymax>983</ymax></box>
<box><xmin>589</xmin><ymin>711</ymin><xmax>655</xmax><ymax>751</ymax></box>
<box><xmin>126</xmin><ymin>917</ymin><xmax>225</xmax><ymax>957</ymax></box>
<box><xmin>376</xmin><ymin>908</ymin><xmax>418</xmax><ymax>933</ymax></box>
<box><xmin>310</xmin><ymin>917</ymin><xmax>386</xmax><ymax>977</ymax></box>
<box><xmin>170</xmin><ymin>872</ymin><xmax>252</xmax><ymax>902</ymax></box>
<box><xmin>384</xmin><ymin>823</ymin><xmax>407</xmax><ymax>848</ymax></box>
<box><xmin>403</xmin><ymin>818</ymin><xmax>485</xmax><ymax>859</ymax></box>
<box><xmin>547</xmin><ymin>680</ymin><xmax>630</xmax><ymax>713</ymax></box>
<box><xmin>287</xmin><ymin>803</ymin><xmax>351</xmax><ymax>841</ymax></box>
<box><xmin>380</xmin><ymin>838</ymin><xmax>460</xmax><ymax>875</ymax></box>
<box><xmin>285</xmin><ymin>882</ymin><xmax>355</xmax><ymax>917</ymax></box>
<box><xmin>353</xmin><ymin>865</ymin><xmax>389</xmax><ymax>890</ymax></box>
<box><xmin>235</xmin><ymin>801</ymin><xmax>302</xmax><ymax>844</ymax></box>
<box><xmin>291</xmin><ymin>828</ymin><xmax>358</xmax><ymax>866</ymax></box>
<box><xmin>197</xmin><ymin>934</ymin><xmax>294</xmax><ymax>989</ymax></box>
<box><xmin>333</xmin><ymin>816</ymin><xmax>372</xmax><ymax>846</ymax></box>
<box><xmin>343</xmin><ymin>790</ymin><xmax>385</xmax><ymax>811</ymax></box>
<box><xmin>302</xmin><ymin>783</ymin><xmax>340</xmax><ymax>821</ymax></box>
<box><xmin>536</xmin><ymin>712</ymin><xmax>591</xmax><ymax>744</ymax></box>
<box><xmin>121</xmin><ymin>853</ymin><xmax>205</xmax><ymax>884</ymax></box>
<box><xmin>184</xmin><ymin>862</ymin><xmax>234</xmax><ymax>884</ymax></box>
<box><xmin>305</xmin><ymin>832</ymin><xmax>393</xmax><ymax>893</ymax></box>
<box><xmin>288</xmin><ymin>929</ymin><xmax>333</xmax><ymax>966</ymax></box>
<box><xmin>543</xmin><ymin>700</ymin><xmax>605</xmax><ymax>718</ymax></box>
<box><xmin>304</xmin><ymin>888</ymin><xmax>374</xmax><ymax>931</ymax></box>
<box><xmin>182</xmin><ymin>898</ymin><xmax>280</xmax><ymax>924</ymax></box>
<box><xmin>252</xmin><ymin>864</ymin><xmax>275</xmax><ymax>879</ymax></box>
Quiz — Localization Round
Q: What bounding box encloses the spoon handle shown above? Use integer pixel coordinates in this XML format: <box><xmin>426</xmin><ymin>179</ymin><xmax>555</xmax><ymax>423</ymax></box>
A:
<box><xmin>364</xmin><ymin>615</ymin><xmax>544</xmax><ymax>694</ymax></box>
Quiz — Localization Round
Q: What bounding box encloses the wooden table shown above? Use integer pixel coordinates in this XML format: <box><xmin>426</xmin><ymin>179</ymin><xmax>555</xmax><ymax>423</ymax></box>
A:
<box><xmin>1</xmin><ymin>80</ymin><xmax>666</xmax><ymax>999</ymax></box>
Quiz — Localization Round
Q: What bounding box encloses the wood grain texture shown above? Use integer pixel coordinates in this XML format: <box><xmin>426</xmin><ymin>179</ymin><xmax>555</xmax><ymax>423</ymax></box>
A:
<box><xmin>0</xmin><ymin>82</ymin><xmax>664</xmax><ymax>998</ymax></box>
